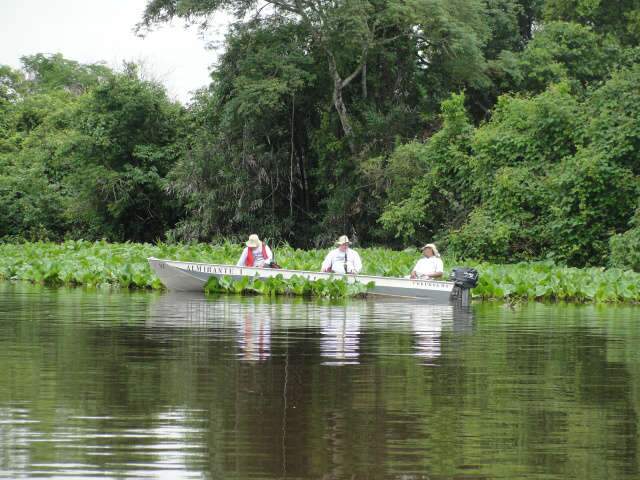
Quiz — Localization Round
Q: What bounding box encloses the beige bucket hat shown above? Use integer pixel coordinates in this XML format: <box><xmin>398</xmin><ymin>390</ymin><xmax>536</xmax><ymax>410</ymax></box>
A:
<box><xmin>335</xmin><ymin>235</ymin><xmax>351</xmax><ymax>246</ymax></box>
<box><xmin>421</xmin><ymin>243</ymin><xmax>440</xmax><ymax>257</ymax></box>
<box><xmin>246</xmin><ymin>234</ymin><xmax>261</xmax><ymax>248</ymax></box>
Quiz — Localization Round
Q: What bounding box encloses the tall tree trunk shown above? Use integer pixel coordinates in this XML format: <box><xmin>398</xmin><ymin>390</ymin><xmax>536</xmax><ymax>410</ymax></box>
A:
<box><xmin>298</xmin><ymin>150</ymin><xmax>309</xmax><ymax>211</ymax></box>
<box><xmin>362</xmin><ymin>61</ymin><xmax>367</xmax><ymax>99</ymax></box>
<box><xmin>327</xmin><ymin>48</ymin><xmax>367</xmax><ymax>154</ymax></box>
<box><xmin>289</xmin><ymin>93</ymin><xmax>295</xmax><ymax>219</ymax></box>
<box><xmin>327</xmin><ymin>53</ymin><xmax>356</xmax><ymax>153</ymax></box>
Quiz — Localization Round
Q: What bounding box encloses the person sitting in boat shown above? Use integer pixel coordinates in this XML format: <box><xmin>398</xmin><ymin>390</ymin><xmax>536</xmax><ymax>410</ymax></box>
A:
<box><xmin>237</xmin><ymin>234</ymin><xmax>274</xmax><ymax>268</ymax></box>
<box><xmin>410</xmin><ymin>243</ymin><xmax>444</xmax><ymax>279</ymax></box>
<box><xmin>321</xmin><ymin>235</ymin><xmax>362</xmax><ymax>274</ymax></box>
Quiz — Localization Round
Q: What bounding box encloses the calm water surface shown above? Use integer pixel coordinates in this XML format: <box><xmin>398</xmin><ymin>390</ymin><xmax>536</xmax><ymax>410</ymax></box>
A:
<box><xmin>0</xmin><ymin>282</ymin><xmax>639</xmax><ymax>479</ymax></box>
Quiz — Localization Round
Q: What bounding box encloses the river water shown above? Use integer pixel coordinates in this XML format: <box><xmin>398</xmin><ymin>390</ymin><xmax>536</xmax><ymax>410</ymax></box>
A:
<box><xmin>0</xmin><ymin>282</ymin><xmax>638</xmax><ymax>479</ymax></box>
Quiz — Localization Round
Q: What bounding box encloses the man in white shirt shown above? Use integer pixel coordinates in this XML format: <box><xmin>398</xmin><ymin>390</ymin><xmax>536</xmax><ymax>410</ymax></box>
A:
<box><xmin>237</xmin><ymin>234</ymin><xmax>274</xmax><ymax>267</ymax></box>
<box><xmin>410</xmin><ymin>243</ymin><xmax>444</xmax><ymax>279</ymax></box>
<box><xmin>321</xmin><ymin>235</ymin><xmax>362</xmax><ymax>274</ymax></box>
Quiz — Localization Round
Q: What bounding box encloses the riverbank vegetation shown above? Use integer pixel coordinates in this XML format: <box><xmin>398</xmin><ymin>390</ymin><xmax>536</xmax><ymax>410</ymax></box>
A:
<box><xmin>204</xmin><ymin>275</ymin><xmax>373</xmax><ymax>299</ymax></box>
<box><xmin>0</xmin><ymin>241</ymin><xmax>638</xmax><ymax>302</ymax></box>
<box><xmin>1</xmin><ymin>1</ymin><xmax>639</xmax><ymax>278</ymax></box>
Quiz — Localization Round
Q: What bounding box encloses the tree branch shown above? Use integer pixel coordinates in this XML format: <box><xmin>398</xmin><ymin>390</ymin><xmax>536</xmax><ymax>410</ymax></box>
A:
<box><xmin>341</xmin><ymin>43</ymin><xmax>368</xmax><ymax>88</ymax></box>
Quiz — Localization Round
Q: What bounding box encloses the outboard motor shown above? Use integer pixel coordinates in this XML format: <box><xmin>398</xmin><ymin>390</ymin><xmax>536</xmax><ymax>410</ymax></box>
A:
<box><xmin>449</xmin><ymin>267</ymin><xmax>479</xmax><ymax>306</ymax></box>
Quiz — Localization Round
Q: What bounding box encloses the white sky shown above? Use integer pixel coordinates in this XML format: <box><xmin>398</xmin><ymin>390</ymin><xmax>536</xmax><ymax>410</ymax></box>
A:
<box><xmin>0</xmin><ymin>0</ymin><xmax>231</xmax><ymax>104</ymax></box>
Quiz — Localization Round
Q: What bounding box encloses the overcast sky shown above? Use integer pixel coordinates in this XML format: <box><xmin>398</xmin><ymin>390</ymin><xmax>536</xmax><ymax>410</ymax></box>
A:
<box><xmin>0</xmin><ymin>0</ymin><xmax>230</xmax><ymax>103</ymax></box>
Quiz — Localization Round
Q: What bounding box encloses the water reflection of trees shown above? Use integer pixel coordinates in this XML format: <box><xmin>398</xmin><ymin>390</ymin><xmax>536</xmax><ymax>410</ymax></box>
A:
<box><xmin>144</xmin><ymin>293</ymin><xmax>476</xmax><ymax>477</ymax></box>
<box><xmin>2</xmin><ymin>286</ymin><xmax>640</xmax><ymax>479</ymax></box>
<box><xmin>145</xmin><ymin>295</ymin><xmax>640</xmax><ymax>479</ymax></box>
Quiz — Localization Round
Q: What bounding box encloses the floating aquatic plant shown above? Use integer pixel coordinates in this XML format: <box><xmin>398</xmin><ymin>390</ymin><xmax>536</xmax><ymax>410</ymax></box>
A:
<box><xmin>204</xmin><ymin>274</ymin><xmax>374</xmax><ymax>299</ymax></box>
<box><xmin>0</xmin><ymin>241</ymin><xmax>638</xmax><ymax>303</ymax></box>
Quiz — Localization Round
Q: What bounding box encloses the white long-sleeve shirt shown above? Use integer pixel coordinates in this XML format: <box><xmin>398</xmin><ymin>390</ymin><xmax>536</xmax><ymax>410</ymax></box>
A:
<box><xmin>321</xmin><ymin>248</ymin><xmax>362</xmax><ymax>274</ymax></box>
<box><xmin>412</xmin><ymin>256</ymin><xmax>443</xmax><ymax>278</ymax></box>
<box><xmin>237</xmin><ymin>245</ymin><xmax>274</xmax><ymax>267</ymax></box>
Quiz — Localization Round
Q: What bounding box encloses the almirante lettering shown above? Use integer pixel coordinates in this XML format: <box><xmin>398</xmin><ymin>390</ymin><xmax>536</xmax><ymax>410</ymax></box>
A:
<box><xmin>186</xmin><ymin>264</ymin><xmax>237</xmax><ymax>275</ymax></box>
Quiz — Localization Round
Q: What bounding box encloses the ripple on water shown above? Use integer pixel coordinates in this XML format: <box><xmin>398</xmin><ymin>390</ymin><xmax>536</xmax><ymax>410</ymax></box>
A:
<box><xmin>1</xmin><ymin>283</ymin><xmax>639</xmax><ymax>480</ymax></box>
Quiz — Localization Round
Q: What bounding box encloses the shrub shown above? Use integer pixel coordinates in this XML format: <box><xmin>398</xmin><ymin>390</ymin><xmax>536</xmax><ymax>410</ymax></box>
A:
<box><xmin>610</xmin><ymin>208</ymin><xmax>640</xmax><ymax>272</ymax></box>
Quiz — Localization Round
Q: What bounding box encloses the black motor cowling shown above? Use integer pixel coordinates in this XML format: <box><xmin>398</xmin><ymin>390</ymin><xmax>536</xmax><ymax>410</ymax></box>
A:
<box><xmin>449</xmin><ymin>267</ymin><xmax>479</xmax><ymax>289</ymax></box>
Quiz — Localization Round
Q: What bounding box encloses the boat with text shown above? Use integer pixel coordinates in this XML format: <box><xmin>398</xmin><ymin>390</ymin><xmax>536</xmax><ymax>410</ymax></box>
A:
<box><xmin>147</xmin><ymin>257</ymin><xmax>477</xmax><ymax>305</ymax></box>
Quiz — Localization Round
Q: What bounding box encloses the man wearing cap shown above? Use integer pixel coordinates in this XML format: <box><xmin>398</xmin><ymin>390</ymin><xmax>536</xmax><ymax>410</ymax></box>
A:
<box><xmin>410</xmin><ymin>243</ymin><xmax>444</xmax><ymax>279</ymax></box>
<box><xmin>237</xmin><ymin>234</ymin><xmax>274</xmax><ymax>268</ymax></box>
<box><xmin>321</xmin><ymin>235</ymin><xmax>362</xmax><ymax>274</ymax></box>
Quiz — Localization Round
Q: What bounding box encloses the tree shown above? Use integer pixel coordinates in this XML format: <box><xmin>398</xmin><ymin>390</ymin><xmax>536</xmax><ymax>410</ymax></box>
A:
<box><xmin>446</xmin><ymin>72</ymin><xmax>640</xmax><ymax>266</ymax></box>
<box><xmin>510</xmin><ymin>21</ymin><xmax>620</xmax><ymax>93</ymax></box>
<box><xmin>0</xmin><ymin>65</ymin><xmax>26</xmax><ymax>103</ymax></box>
<box><xmin>377</xmin><ymin>93</ymin><xmax>476</xmax><ymax>243</ymax></box>
<box><xmin>139</xmin><ymin>0</ymin><xmax>499</xmax><ymax>243</ymax></box>
<box><xmin>67</xmin><ymin>67</ymin><xmax>185</xmax><ymax>241</ymax></box>
<box><xmin>0</xmin><ymin>57</ymin><xmax>185</xmax><ymax>242</ymax></box>
<box><xmin>546</xmin><ymin>151</ymin><xmax>637</xmax><ymax>265</ymax></box>
<box><xmin>139</xmin><ymin>0</ymin><xmax>490</xmax><ymax>152</ymax></box>
<box><xmin>0</xmin><ymin>78</ymin><xmax>78</xmax><ymax>240</ymax></box>
<box><xmin>21</xmin><ymin>53</ymin><xmax>111</xmax><ymax>95</ymax></box>
<box><xmin>544</xmin><ymin>0</ymin><xmax>640</xmax><ymax>45</ymax></box>
<box><xmin>0</xmin><ymin>66</ymin><xmax>26</xmax><ymax>147</ymax></box>
<box><xmin>610</xmin><ymin>206</ymin><xmax>640</xmax><ymax>271</ymax></box>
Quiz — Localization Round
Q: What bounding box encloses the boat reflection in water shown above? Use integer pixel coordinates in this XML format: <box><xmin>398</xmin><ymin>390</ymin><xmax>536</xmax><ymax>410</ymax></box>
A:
<box><xmin>319</xmin><ymin>307</ymin><xmax>361</xmax><ymax>366</ymax></box>
<box><xmin>147</xmin><ymin>292</ymin><xmax>475</xmax><ymax>364</ymax></box>
<box><xmin>411</xmin><ymin>304</ymin><xmax>448</xmax><ymax>362</ymax></box>
<box><xmin>238</xmin><ymin>312</ymin><xmax>271</xmax><ymax>361</ymax></box>
<box><xmin>408</xmin><ymin>302</ymin><xmax>473</xmax><ymax>364</ymax></box>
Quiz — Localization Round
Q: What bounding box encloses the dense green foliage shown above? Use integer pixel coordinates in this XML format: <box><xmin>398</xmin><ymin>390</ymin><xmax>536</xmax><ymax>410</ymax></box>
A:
<box><xmin>1</xmin><ymin>1</ymin><xmax>639</xmax><ymax>273</ymax></box>
<box><xmin>610</xmin><ymin>207</ymin><xmax>640</xmax><ymax>272</ymax></box>
<box><xmin>474</xmin><ymin>261</ymin><xmax>640</xmax><ymax>302</ymax></box>
<box><xmin>0</xmin><ymin>241</ymin><xmax>639</xmax><ymax>302</ymax></box>
<box><xmin>0</xmin><ymin>56</ymin><xmax>183</xmax><ymax>242</ymax></box>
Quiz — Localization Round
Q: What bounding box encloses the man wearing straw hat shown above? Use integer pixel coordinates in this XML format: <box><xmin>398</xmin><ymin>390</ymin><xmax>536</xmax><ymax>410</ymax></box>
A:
<box><xmin>321</xmin><ymin>235</ymin><xmax>362</xmax><ymax>274</ymax></box>
<box><xmin>237</xmin><ymin>234</ymin><xmax>274</xmax><ymax>268</ymax></box>
<box><xmin>410</xmin><ymin>243</ymin><xmax>444</xmax><ymax>279</ymax></box>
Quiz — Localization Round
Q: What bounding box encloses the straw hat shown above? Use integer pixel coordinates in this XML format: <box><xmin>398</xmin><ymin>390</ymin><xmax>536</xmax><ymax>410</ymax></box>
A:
<box><xmin>335</xmin><ymin>235</ymin><xmax>351</xmax><ymax>246</ymax></box>
<box><xmin>421</xmin><ymin>243</ymin><xmax>440</xmax><ymax>257</ymax></box>
<box><xmin>246</xmin><ymin>234</ymin><xmax>261</xmax><ymax>248</ymax></box>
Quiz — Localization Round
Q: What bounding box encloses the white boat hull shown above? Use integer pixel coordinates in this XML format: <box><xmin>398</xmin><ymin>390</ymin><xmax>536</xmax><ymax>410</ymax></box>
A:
<box><xmin>147</xmin><ymin>257</ymin><xmax>464</xmax><ymax>305</ymax></box>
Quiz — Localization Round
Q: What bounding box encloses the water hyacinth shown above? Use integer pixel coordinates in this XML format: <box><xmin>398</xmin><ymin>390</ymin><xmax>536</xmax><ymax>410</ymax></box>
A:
<box><xmin>471</xmin><ymin>261</ymin><xmax>640</xmax><ymax>303</ymax></box>
<box><xmin>0</xmin><ymin>241</ymin><xmax>639</xmax><ymax>303</ymax></box>
<box><xmin>204</xmin><ymin>274</ymin><xmax>373</xmax><ymax>299</ymax></box>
